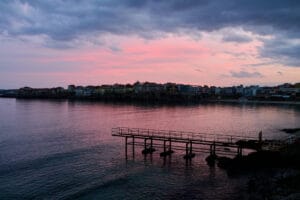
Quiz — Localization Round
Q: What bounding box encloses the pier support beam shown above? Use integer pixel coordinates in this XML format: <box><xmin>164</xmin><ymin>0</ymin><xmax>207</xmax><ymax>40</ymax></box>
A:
<box><xmin>160</xmin><ymin>139</ymin><xmax>174</xmax><ymax>157</ymax></box>
<box><xmin>144</xmin><ymin>138</ymin><xmax>147</xmax><ymax>149</ymax></box>
<box><xmin>184</xmin><ymin>141</ymin><xmax>195</xmax><ymax>160</ymax></box>
<box><xmin>142</xmin><ymin>138</ymin><xmax>156</xmax><ymax>155</ymax></box>
<box><xmin>186</xmin><ymin>142</ymin><xmax>189</xmax><ymax>156</ymax></box>
<box><xmin>132</xmin><ymin>136</ymin><xmax>135</xmax><ymax>158</ymax></box>
<box><xmin>210</xmin><ymin>142</ymin><xmax>216</xmax><ymax>156</ymax></box>
<box><xmin>214</xmin><ymin>142</ymin><xmax>216</xmax><ymax>154</ymax></box>
<box><xmin>125</xmin><ymin>136</ymin><xmax>128</xmax><ymax>159</ymax></box>
<box><xmin>237</xmin><ymin>147</ymin><xmax>243</xmax><ymax>156</ymax></box>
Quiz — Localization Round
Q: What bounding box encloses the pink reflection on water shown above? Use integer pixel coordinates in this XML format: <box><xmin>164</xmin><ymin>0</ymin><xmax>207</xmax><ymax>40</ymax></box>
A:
<box><xmin>63</xmin><ymin>102</ymin><xmax>299</xmax><ymax>141</ymax></box>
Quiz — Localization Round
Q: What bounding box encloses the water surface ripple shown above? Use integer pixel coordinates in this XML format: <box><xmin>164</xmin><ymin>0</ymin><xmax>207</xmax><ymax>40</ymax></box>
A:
<box><xmin>0</xmin><ymin>99</ymin><xmax>299</xmax><ymax>199</ymax></box>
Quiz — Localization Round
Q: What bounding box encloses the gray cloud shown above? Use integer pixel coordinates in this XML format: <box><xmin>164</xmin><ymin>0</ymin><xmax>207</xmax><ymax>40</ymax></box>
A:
<box><xmin>230</xmin><ymin>71</ymin><xmax>263</xmax><ymax>78</ymax></box>
<box><xmin>259</xmin><ymin>35</ymin><xmax>300</xmax><ymax>67</ymax></box>
<box><xmin>222</xmin><ymin>33</ymin><xmax>253</xmax><ymax>43</ymax></box>
<box><xmin>109</xmin><ymin>45</ymin><xmax>122</xmax><ymax>53</ymax></box>
<box><xmin>1</xmin><ymin>0</ymin><xmax>299</xmax><ymax>40</ymax></box>
<box><xmin>0</xmin><ymin>0</ymin><xmax>300</xmax><ymax>66</ymax></box>
<box><xmin>243</xmin><ymin>61</ymin><xmax>276</xmax><ymax>67</ymax></box>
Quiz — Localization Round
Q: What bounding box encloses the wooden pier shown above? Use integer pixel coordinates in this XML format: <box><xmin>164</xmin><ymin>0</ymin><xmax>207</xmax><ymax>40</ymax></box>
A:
<box><xmin>112</xmin><ymin>127</ymin><xmax>293</xmax><ymax>160</ymax></box>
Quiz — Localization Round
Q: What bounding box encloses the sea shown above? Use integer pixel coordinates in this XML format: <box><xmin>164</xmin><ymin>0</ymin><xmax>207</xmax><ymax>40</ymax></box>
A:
<box><xmin>0</xmin><ymin>98</ymin><xmax>300</xmax><ymax>199</ymax></box>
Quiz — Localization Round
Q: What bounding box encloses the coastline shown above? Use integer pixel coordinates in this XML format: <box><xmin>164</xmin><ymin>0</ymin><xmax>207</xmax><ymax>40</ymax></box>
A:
<box><xmin>209</xmin><ymin>99</ymin><xmax>300</xmax><ymax>105</ymax></box>
<box><xmin>1</xmin><ymin>96</ymin><xmax>300</xmax><ymax>107</ymax></box>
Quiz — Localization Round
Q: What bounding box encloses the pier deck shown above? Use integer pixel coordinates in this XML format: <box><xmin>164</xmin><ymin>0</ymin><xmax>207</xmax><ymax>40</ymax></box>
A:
<box><xmin>112</xmin><ymin>127</ymin><xmax>292</xmax><ymax>159</ymax></box>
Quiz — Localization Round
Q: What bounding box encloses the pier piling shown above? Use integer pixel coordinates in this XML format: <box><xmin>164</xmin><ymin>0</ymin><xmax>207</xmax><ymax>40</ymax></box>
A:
<box><xmin>132</xmin><ymin>136</ymin><xmax>135</xmax><ymax>158</ymax></box>
<box><xmin>125</xmin><ymin>136</ymin><xmax>128</xmax><ymax>159</ymax></box>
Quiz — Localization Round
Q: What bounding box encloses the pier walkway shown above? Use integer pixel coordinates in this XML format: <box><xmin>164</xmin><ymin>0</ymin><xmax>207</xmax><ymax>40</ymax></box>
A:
<box><xmin>112</xmin><ymin>127</ymin><xmax>293</xmax><ymax>159</ymax></box>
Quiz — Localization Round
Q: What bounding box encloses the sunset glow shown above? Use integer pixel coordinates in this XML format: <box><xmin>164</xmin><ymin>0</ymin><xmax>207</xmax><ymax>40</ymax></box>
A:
<box><xmin>0</xmin><ymin>1</ymin><xmax>299</xmax><ymax>88</ymax></box>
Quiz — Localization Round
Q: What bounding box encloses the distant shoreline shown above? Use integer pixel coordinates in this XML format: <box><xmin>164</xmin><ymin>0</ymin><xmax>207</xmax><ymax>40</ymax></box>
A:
<box><xmin>1</xmin><ymin>96</ymin><xmax>300</xmax><ymax>106</ymax></box>
<box><xmin>209</xmin><ymin>99</ymin><xmax>300</xmax><ymax>105</ymax></box>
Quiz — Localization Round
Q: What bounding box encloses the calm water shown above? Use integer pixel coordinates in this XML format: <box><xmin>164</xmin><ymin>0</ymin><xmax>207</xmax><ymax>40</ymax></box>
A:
<box><xmin>0</xmin><ymin>98</ymin><xmax>300</xmax><ymax>199</ymax></box>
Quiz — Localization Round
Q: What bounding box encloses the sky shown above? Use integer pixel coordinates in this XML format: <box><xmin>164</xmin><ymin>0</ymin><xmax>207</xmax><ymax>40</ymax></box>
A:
<box><xmin>0</xmin><ymin>0</ymin><xmax>300</xmax><ymax>89</ymax></box>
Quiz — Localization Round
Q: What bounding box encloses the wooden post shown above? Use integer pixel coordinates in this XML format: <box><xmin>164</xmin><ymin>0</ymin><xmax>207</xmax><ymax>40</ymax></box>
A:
<box><xmin>132</xmin><ymin>136</ymin><xmax>135</xmax><ymax>158</ymax></box>
<box><xmin>210</xmin><ymin>143</ymin><xmax>214</xmax><ymax>156</ymax></box>
<box><xmin>237</xmin><ymin>147</ymin><xmax>242</xmax><ymax>156</ymax></box>
<box><xmin>144</xmin><ymin>138</ymin><xmax>147</xmax><ymax>149</ymax></box>
<box><xmin>164</xmin><ymin>140</ymin><xmax>166</xmax><ymax>152</ymax></box>
<box><xmin>169</xmin><ymin>139</ymin><xmax>172</xmax><ymax>151</ymax></box>
<box><xmin>189</xmin><ymin>141</ymin><xmax>193</xmax><ymax>154</ymax></box>
<box><xmin>125</xmin><ymin>136</ymin><xmax>128</xmax><ymax>159</ymax></box>
<box><xmin>259</xmin><ymin>131</ymin><xmax>262</xmax><ymax>143</ymax></box>
<box><xmin>213</xmin><ymin>141</ymin><xmax>216</xmax><ymax>156</ymax></box>
<box><xmin>186</xmin><ymin>142</ymin><xmax>189</xmax><ymax>156</ymax></box>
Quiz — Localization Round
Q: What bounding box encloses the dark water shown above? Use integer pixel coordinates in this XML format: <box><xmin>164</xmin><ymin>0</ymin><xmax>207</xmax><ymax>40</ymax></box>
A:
<box><xmin>0</xmin><ymin>98</ymin><xmax>299</xmax><ymax>199</ymax></box>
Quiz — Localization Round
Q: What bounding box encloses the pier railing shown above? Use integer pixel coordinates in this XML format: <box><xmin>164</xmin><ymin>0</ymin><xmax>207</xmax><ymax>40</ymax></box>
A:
<box><xmin>112</xmin><ymin>127</ymin><xmax>258</xmax><ymax>144</ymax></box>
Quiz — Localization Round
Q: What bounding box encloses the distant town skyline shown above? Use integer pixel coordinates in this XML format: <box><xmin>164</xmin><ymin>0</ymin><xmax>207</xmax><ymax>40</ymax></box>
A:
<box><xmin>2</xmin><ymin>81</ymin><xmax>299</xmax><ymax>90</ymax></box>
<box><xmin>0</xmin><ymin>0</ymin><xmax>300</xmax><ymax>89</ymax></box>
<box><xmin>2</xmin><ymin>81</ymin><xmax>299</xmax><ymax>102</ymax></box>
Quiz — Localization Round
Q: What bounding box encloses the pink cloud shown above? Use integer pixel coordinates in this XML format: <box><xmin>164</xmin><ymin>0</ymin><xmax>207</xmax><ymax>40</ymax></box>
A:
<box><xmin>1</xmin><ymin>33</ymin><xmax>299</xmax><ymax>89</ymax></box>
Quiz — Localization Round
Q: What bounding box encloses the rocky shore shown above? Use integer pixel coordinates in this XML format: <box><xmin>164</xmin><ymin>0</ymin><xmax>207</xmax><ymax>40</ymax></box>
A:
<box><xmin>210</xmin><ymin>132</ymin><xmax>300</xmax><ymax>199</ymax></box>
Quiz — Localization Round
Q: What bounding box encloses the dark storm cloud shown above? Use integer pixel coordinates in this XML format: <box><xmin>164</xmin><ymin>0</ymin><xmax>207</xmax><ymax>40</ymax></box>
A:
<box><xmin>0</xmin><ymin>0</ymin><xmax>300</xmax><ymax>66</ymax></box>
<box><xmin>1</xmin><ymin>0</ymin><xmax>299</xmax><ymax>40</ymax></box>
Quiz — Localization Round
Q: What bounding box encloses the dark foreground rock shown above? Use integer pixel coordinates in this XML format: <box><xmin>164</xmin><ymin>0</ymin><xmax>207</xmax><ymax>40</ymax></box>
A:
<box><xmin>217</xmin><ymin>139</ymin><xmax>300</xmax><ymax>172</ymax></box>
<box><xmin>281</xmin><ymin>128</ymin><xmax>300</xmax><ymax>134</ymax></box>
<box><xmin>242</xmin><ymin>170</ymin><xmax>300</xmax><ymax>200</ymax></box>
<box><xmin>216</xmin><ymin>139</ymin><xmax>300</xmax><ymax>199</ymax></box>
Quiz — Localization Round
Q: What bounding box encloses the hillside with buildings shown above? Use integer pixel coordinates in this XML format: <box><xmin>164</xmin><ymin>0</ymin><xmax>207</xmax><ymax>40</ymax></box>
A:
<box><xmin>1</xmin><ymin>82</ymin><xmax>300</xmax><ymax>103</ymax></box>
